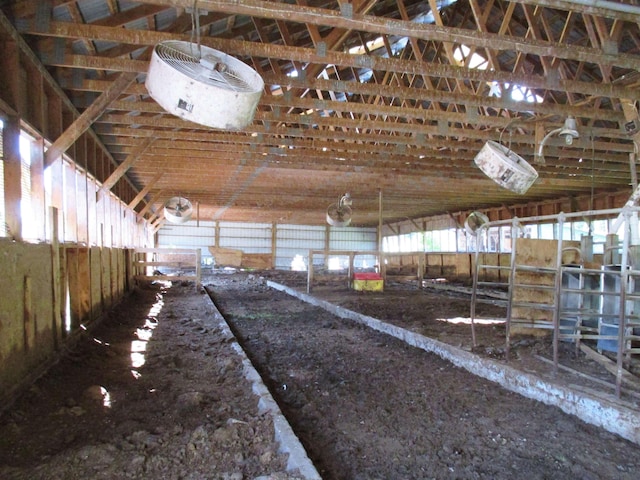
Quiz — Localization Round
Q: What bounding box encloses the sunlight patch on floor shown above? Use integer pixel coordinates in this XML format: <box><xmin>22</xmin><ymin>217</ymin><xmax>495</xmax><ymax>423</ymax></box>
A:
<box><xmin>436</xmin><ymin>317</ymin><xmax>505</xmax><ymax>325</ymax></box>
<box><xmin>129</xmin><ymin>287</ymin><xmax>165</xmax><ymax>378</ymax></box>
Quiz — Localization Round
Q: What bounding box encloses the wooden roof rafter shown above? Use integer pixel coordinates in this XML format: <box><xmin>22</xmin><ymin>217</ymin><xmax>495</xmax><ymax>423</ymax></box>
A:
<box><xmin>3</xmin><ymin>0</ymin><xmax>640</xmax><ymax>226</ymax></box>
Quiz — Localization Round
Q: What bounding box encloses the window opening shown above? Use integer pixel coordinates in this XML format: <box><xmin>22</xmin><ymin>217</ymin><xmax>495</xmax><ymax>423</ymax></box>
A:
<box><xmin>20</xmin><ymin>131</ymin><xmax>36</xmax><ymax>240</ymax></box>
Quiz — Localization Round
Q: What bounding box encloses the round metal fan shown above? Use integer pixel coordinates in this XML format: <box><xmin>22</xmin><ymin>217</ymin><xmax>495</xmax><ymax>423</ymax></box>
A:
<box><xmin>326</xmin><ymin>193</ymin><xmax>353</xmax><ymax>227</ymax></box>
<box><xmin>145</xmin><ymin>40</ymin><xmax>264</xmax><ymax>130</ymax></box>
<box><xmin>164</xmin><ymin>196</ymin><xmax>193</xmax><ymax>224</ymax></box>
<box><xmin>464</xmin><ymin>211</ymin><xmax>490</xmax><ymax>236</ymax></box>
<box><xmin>474</xmin><ymin>140</ymin><xmax>538</xmax><ymax>194</ymax></box>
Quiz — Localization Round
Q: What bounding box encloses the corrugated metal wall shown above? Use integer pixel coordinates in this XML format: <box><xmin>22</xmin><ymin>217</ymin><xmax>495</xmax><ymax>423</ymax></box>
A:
<box><xmin>157</xmin><ymin>221</ymin><xmax>378</xmax><ymax>270</ymax></box>
<box><xmin>275</xmin><ymin>224</ymin><xmax>325</xmax><ymax>269</ymax></box>
<box><xmin>218</xmin><ymin>222</ymin><xmax>272</xmax><ymax>253</ymax></box>
<box><xmin>156</xmin><ymin>221</ymin><xmax>216</xmax><ymax>261</ymax></box>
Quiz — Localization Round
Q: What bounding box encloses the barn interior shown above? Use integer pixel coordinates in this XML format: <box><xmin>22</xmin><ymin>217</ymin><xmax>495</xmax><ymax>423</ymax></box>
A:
<box><xmin>2</xmin><ymin>0</ymin><xmax>640</xmax><ymax>478</ymax></box>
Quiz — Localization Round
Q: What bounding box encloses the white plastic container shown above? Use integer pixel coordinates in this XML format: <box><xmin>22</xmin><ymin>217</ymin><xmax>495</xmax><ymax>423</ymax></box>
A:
<box><xmin>474</xmin><ymin>141</ymin><xmax>538</xmax><ymax>194</ymax></box>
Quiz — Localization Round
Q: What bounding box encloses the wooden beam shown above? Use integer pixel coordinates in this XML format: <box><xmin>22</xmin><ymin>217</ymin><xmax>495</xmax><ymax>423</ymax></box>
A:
<box><xmin>49</xmin><ymin>206</ymin><xmax>62</xmax><ymax>349</ymax></box>
<box><xmin>147</xmin><ymin>209</ymin><xmax>160</xmax><ymax>223</ymax></box>
<box><xmin>0</xmin><ymin>10</ymin><xmax>142</xmax><ymax>197</ymax></box>
<box><xmin>137</xmin><ymin>190</ymin><xmax>163</xmax><ymax>219</ymax></box>
<box><xmin>128</xmin><ymin>171</ymin><xmax>163</xmax><ymax>210</ymax></box>
<box><xmin>22</xmin><ymin>21</ymin><xmax>640</xmax><ymax>99</ymax></box>
<box><xmin>138</xmin><ymin>0</ymin><xmax>640</xmax><ymax>70</ymax></box>
<box><xmin>152</xmin><ymin>221</ymin><xmax>166</xmax><ymax>235</ymax></box>
<box><xmin>98</xmin><ymin>89</ymin><xmax>625</xmax><ymax>126</ymax></box>
<box><xmin>101</xmin><ymin>125</ymin><xmax>634</xmax><ymax>159</ymax></box>
<box><xmin>0</xmin><ymin>96</ymin><xmax>17</xmax><ymax>116</ymax></box>
<box><xmin>96</xmin><ymin>136</ymin><xmax>155</xmax><ymax>199</ymax></box>
<box><xmin>66</xmin><ymin>75</ymin><xmax>624</xmax><ymax>123</ymax></box>
<box><xmin>508</xmin><ymin>0</ymin><xmax>640</xmax><ymax>23</ymax></box>
<box><xmin>95</xmin><ymin>112</ymin><xmax>630</xmax><ymax>157</ymax></box>
<box><xmin>150</xmin><ymin>212</ymin><xmax>164</xmax><ymax>227</ymax></box>
<box><xmin>44</xmin><ymin>71</ymin><xmax>138</xmax><ymax>166</ymax></box>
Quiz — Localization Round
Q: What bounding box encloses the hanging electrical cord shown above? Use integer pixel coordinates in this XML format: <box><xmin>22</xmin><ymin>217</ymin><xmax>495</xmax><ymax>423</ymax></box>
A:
<box><xmin>589</xmin><ymin>130</ymin><xmax>595</xmax><ymax>236</ymax></box>
<box><xmin>190</xmin><ymin>0</ymin><xmax>202</xmax><ymax>60</ymax></box>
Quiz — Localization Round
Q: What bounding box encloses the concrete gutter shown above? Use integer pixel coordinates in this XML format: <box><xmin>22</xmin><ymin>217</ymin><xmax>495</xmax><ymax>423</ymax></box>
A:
<box><xmin>205</xmin><ymin>295</ymin><xmax>322</xmax><ymax>480</ymax></box>
<box><xmin>268</xmin><ymin>280</ymin><xmax>640</xmax><ymax>446</ymax></box>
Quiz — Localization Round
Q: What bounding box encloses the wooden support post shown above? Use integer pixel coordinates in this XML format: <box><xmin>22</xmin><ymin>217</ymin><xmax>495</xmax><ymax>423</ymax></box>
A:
<box><xmin>3</xmin><ymin>115</ymin><xmax>22</xmax><ymax>240</ymax></box>
<box><xmin>23</xmin><ymin>275</ymin><xmax>33</xmax><ymax>350</ymax></box>
<box><xmin>195</xmin><ymin>249</ymin><xmax>202</xmax><ymax>291</ymax></box>
<box><xmin>378</xmin><ymin>189</ymin><xmax>386</xmax><ymax>280</ymax></box>
<box><xmin>271</xmin><ymin>222</ymin><xmax>277</xmax><ymax>269</ymax></box>
<box><xmin>324</xmin><ymin>225</ymin><xmax>330</xmax><ymax>269</ymax></box>
<box><xmin>417</xmin><ymin>253</ymin><xmax>426</xmax><ymax>284</ymax></box>
<box><xmin>348</xmin><ymin>252</ymin><xmax>355</xmax><ymax>288</ymax></box>
<box><xmin>66</xmin><ymin>246</ymin><xmax>79</xmax><ymax>331</ymax></box>
<box><xmin>50</xmin><ymin>206</ymin><xmax>62</xmax><ymax>350</ymax></box>
<box><xmin>307</xmin><ymin>250</ymin><xmax>314</xmax><ymax>294</ymax></box>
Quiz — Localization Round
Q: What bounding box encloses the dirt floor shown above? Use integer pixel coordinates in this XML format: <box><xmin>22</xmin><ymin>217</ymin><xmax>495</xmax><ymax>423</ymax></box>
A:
<box><xmin>209</xmin><ymin>271</ymin><xmax>640</xmax><ymax>479</ymax></box>
<box><xmin>2</xmin><ymin>269</ymin><xmax>640</xmax><ymax>479</ymax></box>
<box><xmin>0</xmin><ymin>280</ymin><xmax>303</xmax><ymax>480</ymax></box>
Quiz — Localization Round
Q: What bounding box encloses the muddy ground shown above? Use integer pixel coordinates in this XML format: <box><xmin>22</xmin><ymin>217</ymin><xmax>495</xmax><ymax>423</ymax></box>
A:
<box><xmin>210</xmin><ymin>271</ymin><xmax>640</xmax><ymax>479</ymax></box>
<box><xmin>1</xmin><ymin>269</ymin><xmax>640</xmax><ymax>479</ymax></box>
<box><xmin>0</xmin><ymin>280</ymin><xmax>303</xmax><ymax>480</ymax></box>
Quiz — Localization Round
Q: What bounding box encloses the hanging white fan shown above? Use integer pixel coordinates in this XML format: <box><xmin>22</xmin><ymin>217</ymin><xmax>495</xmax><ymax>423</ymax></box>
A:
<box><xmin>164</xmin><ymin>196</ymin><xmax>193</xmax><ymax>224</ymax></box>
<box><xmin>145</xmin><ymin>40</ymin><xmax>264</xmax><ymax>130</ymax></box>
<box><xmin>464</xmin><ymin>211</ymin><xmax>490</xmax><ymax>236</ymax></box>
<box><xmin>327</xmin><ymin>193</ymin><xmax>353</xmax><ymax>227</ymax></box>
<box><xmin>474</xmin><ymin>140</ymin><xmax>538</xmax><ymax>194</ymax></box>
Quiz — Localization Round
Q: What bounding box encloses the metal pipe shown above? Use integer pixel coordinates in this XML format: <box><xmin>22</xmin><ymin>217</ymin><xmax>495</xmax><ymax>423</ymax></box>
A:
<box><xmin>469</xmin><ymin>225</ymin><xmax>485</xmax><ymax>347</ymax></box>
<box><xmin>616</xmin><ymin>211</ymin><xmax>631</xmax><ymax>398</ymax></box>
<box><xmin>553</xmin><ymin>213</ymin><xmax>566</xmax><ymax>374</ymax></box>
<box><xmin>505</xmin><ymin>217</ymin><xmax>520</xmax><ymax>362</ymax></box>
<box><xmin>535</xmin><ymin>127</ymin><xmax>562</xmax><ymax>164</ymax></box>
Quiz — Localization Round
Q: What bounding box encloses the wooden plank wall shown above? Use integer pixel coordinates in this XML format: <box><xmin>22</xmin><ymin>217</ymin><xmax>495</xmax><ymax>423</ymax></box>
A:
<box><xmin>0</xmin><ymin>241</ymin><xmax>132</xmax><ymax>409</ymax></box>
<box><xmin>384</xmin><ymin>252</ymin><xmax>506</xmax><ymax>284</ymax></box>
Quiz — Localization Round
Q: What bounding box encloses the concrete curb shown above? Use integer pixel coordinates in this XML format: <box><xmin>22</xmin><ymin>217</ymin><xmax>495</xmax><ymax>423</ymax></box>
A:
<box><xmin>205</xmin><ymin>294</ymin><xmax>322</xmax><ymax>480</ymax></box>
<box><xmin>268</xmin><ymin>280</ymin><xmax>640</xmax><ymax>446</ymax></box>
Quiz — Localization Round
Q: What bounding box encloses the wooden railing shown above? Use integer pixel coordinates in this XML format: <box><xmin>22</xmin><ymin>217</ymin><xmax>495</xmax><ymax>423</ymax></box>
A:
<box><xmin>133</xmin><ymin>247</ymin><xmax>201</xmax><ymax>290</ymax></box>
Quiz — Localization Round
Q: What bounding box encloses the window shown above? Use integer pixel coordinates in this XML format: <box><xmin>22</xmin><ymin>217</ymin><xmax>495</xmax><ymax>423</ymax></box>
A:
<box><xmin>453</xmin><ymin>45</ymin><xmax>488</xmax><ymax>70</ymax></box>
<box><xmin>539</xmin><ymin>223</ymin><xmax>555</xmax><ymax>240</ymax></box>
<box><xmin>488</xmin><ymin>81</ymin><xmax>543</xmax><ymax>104</ymax></box>
<box><xmin>20</xmin><ymin>132</ymin><xmax>35</xmax><ymax>240</ymax></box>
<box><xmin>382</xmin><ymin>214</ymin><xmax>626</xmax><ymax>255</ymax></box>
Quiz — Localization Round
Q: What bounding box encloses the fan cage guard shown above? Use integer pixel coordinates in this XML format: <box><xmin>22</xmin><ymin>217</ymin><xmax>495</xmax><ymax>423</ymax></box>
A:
<box><xmin>164</xmin><ymin>196</ymin><xmax>194</xmax><ymax>225</ymax></box>
<box><xmin>326</xmin><ymin>203</ymin><xmax>353</xmax><ymax>227</ymax></box>
<box><xmin>145</xmin><ymin>41</ymin><xmax>264</xmax><ymax>130</ymax></box>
